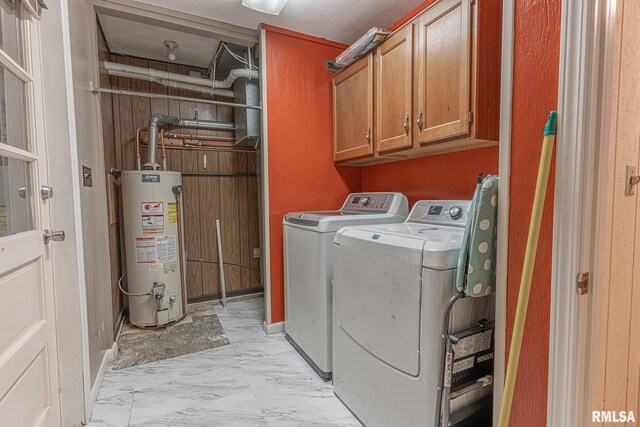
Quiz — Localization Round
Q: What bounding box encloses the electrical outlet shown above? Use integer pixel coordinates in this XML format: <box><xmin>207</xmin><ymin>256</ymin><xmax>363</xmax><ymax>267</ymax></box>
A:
<box><xmin>253</xmin><ymin>248</ymin><xmax>261</xmax><ymax>258</ymax></box>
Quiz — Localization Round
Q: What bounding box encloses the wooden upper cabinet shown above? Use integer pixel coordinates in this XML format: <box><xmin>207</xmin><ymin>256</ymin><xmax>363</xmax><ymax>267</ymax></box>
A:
<box><xmin>332</xmin><ymin>0</ymin><xmax>500</xmax><ymax>165</ymax></box>
<box><xmin>414</xmin><ymin>0</ymin><xmax>471</xmax><ymax>145</ymax></box>
<box><xmin>333</xmin><ymin>54</ymin><xmax>374</xmax><ymax>162</ymax></box>
<box><xmin>375</xmin><ymin>26</ymin><xmax>413</xmax><ymax>154</ymax></box>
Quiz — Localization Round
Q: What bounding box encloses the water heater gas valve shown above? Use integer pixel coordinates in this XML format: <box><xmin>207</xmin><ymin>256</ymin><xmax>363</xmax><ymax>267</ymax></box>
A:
<box><xmin>152</xmin><ymin>282</ymin><xmax>166</xmax><ymax>300</ymax></box>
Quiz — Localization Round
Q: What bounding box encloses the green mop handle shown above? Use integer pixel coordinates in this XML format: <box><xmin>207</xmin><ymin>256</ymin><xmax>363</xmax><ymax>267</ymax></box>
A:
<box><xmin>498</xmin><ymin>111</ymin><xmax>557</xmax><ymax>427</ymax></box>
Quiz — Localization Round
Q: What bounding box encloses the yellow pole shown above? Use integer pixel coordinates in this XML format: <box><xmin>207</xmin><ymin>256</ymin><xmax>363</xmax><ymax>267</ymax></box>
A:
<box><xmin>498</xmin><ymin>111</ymin><xmax>557</xmax><ymax>426</ymax></box>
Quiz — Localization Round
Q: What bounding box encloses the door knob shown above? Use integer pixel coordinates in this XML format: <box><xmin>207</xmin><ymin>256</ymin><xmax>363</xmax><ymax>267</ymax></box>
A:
<box><xmin>41</xmin><ymin>185</ymin><xmax>54</xmax><ymax>200</ymax></box>
<box><xmin>43</xmin><ymin>229</ymin><xmax>65</xmax><ymax>245</ymax></box>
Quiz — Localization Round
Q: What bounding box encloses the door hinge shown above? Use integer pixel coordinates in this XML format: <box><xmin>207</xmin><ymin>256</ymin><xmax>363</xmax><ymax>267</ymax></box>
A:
<box><xmin>577</xmin><ymin>272</ymin><xmax>589</xmax><ymax>295</ymax></box>
<box><xmin>468</xmin><ymin>111</ymin><xmax>474</xmax><ymax>123</ymax></box>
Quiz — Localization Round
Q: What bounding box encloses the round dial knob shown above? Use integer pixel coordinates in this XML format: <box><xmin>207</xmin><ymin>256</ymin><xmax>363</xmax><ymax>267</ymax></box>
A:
<box><xmin>361</xmin><ymin>197</ymin><xmax>371</xmax><ymax>206</ymax></box>
<box><xmin>449</xmin><ymin>206</ymin><xmax>463</xmax><ymax>219</ymax></box>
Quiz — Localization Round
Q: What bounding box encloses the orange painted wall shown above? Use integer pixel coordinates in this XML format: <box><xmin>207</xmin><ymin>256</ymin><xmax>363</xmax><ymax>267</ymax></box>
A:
<box><xmin>264</xmin><ymin>26</ymin><xmax>362</xmax><ymax>323</ymax></box>
<box><xmin>505</xmin><ymin>0</ymin><xmax>561</xmax><ymax>425</ymax></box>
<box><xmin>361</xmin><ymin>146</ymin><xmax>499</xmax><ymax>205</ymax></box>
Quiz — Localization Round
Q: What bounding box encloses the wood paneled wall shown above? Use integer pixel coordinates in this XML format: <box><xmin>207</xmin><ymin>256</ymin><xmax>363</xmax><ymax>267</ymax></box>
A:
<box><xmin>101</xmin><ymin>51</ymin><xmax>262</xmax><ymax>313</ymax></box>
<box><xmin>180</xmin><ymin>151</ymin><xmax>261</xmax><ymax>299</ymax></box>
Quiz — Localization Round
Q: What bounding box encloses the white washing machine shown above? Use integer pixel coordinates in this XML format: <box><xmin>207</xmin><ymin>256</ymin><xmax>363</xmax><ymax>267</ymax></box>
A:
<box><xmin>283</xmin><ymin>193</ymin><xmax>409</xmax><ymax>380</ymax></box>
<box><xmin>333</xmin><ymin>200</ymin><xmax>495</xmax><ymax>426</ymax></box>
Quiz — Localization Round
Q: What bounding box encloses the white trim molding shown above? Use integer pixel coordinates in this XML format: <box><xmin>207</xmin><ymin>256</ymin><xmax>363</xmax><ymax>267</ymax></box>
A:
<box><xmin>60</xmin><ymin>0</ymin><xmax>92</xmax><ymax>422</ymax></box>
<box><xmin>494</xmin><ymin>0</ymin><xmax>515</xmax><ymax>423</ymax></box>
<box><xmin>263</xmin><ymin>320</ymin><xmax>284</xmax><ymax>336</ymax></box>
<box><xmin>547</xmin><ymin>0</ymin><xmax>610</xmax><ymax>425</ymax></box>
<box><xmin>258</xmin><ymin>27</ymin><xmax>272</xmax><ymax>326</ymax></box>
<box><xmin>89</xmin><ymin>341</ymin><xmax>118</xmax><ymax>414</ymax></box>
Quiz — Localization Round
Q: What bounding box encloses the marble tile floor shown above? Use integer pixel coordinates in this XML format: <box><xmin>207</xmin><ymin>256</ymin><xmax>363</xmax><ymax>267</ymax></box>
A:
<box><xmin>88</xmin><ymin>297</ymin><xmax>362</xmax><ymax>427</ymax></box>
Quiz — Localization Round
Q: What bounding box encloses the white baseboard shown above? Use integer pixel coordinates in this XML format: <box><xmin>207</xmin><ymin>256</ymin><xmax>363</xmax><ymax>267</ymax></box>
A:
<box><xmin>263</xmin><ymin>320</ymin><xmax>284</xmax><ymax>336</ymax></box>
<box><xmin>88</xmin><ymin>341</ymin><xmax>118</xmax><ymax>416</ymax></box>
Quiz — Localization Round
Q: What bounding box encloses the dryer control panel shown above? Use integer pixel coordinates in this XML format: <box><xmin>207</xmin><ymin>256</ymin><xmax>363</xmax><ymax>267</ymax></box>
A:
<box><xmin>341</xmin><ymin>193</ymin><xmax>399</xmax><ymax>213</ymax></box>
<box><xmin>408</xmin><ymin>200</ymin><xmax>472</xmax><ymax>226</ymax></box>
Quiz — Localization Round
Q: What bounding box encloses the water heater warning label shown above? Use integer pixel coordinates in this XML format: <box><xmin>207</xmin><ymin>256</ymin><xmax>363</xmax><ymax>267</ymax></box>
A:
<box><xmin>142</xmin><ymin>202</ymin><xmax>164</xmax><ymax>235</ymax></box>
<box><xmin>167</xmin><ymin>202</ymin><xmax>177</xmax><ymax>224</ymax></box>
<box><xmin>135</xmin><ymin>237</ymin><xmax>157</xmax><ymax>264</ymax></box>
<box><xmin>156</xmin><ymin>235</ymin><xmax>177</xmax><ymax>263</ymax></box>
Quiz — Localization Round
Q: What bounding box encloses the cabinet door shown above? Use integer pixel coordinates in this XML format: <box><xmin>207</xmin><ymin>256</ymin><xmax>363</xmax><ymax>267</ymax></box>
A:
<box><xmin>415</xmin><ymin>0</ymin><xmax>471</xmax><ymax>144</ymax></box>
<box><xmin>333</xmin><ymin>54</ymin><xmax>374</xmax><ymax>162</ymax></box>
<box><xmin>375</xmin><ymin>26</ymin><xmax>413</xmax><ymax>153</ymax></box>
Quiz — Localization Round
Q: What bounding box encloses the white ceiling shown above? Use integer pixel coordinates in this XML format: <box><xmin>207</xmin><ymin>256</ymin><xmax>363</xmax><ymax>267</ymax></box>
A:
<box><xmin>131</xmin><ymin>0</ymin><xmax>424</xmax><ymax>45</ymax></box>
<box><xmin>98</xmin><ymin>14</ymin><xmax>221</xmax><ymax>68</ymax></box>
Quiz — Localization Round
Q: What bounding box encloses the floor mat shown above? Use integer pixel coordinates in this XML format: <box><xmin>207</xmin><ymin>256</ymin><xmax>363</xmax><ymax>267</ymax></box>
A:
<box><xmin>109</xmin><ymin>303</ymin><xmax>229</xmax><ymax>370</ymax></box>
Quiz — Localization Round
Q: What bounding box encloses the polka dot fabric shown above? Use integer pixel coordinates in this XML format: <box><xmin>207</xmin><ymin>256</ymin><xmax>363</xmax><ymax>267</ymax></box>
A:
<box><xmin>455</xmin><ymin>175</ymin><xmax>499</xmax><ymax>297</ymax></box>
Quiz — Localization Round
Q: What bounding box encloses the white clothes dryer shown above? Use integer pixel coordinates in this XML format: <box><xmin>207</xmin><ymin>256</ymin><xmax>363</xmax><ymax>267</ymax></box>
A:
<box><xmin>333</xmin><ymin>200</ymin><xmax>495</xmax><ymax>426</ymax></box>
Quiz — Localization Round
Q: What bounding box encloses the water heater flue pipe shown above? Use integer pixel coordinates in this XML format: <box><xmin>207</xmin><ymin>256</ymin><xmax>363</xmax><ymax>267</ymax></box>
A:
<box><xmin>146</xmin><ymin>114</ymin><xmax>178</xmax><ymax>169</ymax></box>
<box><xmin>145</xmin><ymin>114</ymin><xmax>237</xmax><ymax>169</ymax></box>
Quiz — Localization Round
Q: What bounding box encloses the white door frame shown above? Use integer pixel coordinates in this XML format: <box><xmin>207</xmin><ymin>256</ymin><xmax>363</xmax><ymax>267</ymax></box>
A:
<box><xmin>492</xmin><ymin>0</ymin><xmax>514</xmax><ymax>423</ymax></box>
<box><xmin>58</xmin><ymin>0</ymin><xmax>93</xmax><ymax>421</ymax></box>
<box><xmin>547</xmin><ymin>0</ymin><xmax>614</xmax><ymax>425</ymax></box>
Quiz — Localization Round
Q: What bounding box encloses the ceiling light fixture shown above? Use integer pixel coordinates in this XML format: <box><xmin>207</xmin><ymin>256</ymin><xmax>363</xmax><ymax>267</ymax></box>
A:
<box><xmin>241</xmin><ymin>0</ymin><xmax>289</xmax><ymax>15</ymax></box>
<box><xmin>164</xmin><ymin>40</ymin><xmax>179</xmax><ymax>62</ymax></box>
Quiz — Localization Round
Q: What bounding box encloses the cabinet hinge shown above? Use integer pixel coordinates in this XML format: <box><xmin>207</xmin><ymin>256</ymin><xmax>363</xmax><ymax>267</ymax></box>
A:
<box><xmin>577</xmin><ymin>272</ymin><xmax>589</xmax><ymax>295</ymax></box>
<box><xmin>468</xmin><ymin>111</ymin><xmax>474</xmax><ymax>123</ymax></box>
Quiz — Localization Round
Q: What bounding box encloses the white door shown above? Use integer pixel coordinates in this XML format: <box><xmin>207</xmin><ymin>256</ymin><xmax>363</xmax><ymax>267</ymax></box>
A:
<box><xmin>0</xmin><ymin>2</ymin><xmax>61</xmax><ymax>426</ymax></box>
<box><xmin>587</xmin><ymin>0</ymin><xmax>640</xmax><ymax>423</ymax></box>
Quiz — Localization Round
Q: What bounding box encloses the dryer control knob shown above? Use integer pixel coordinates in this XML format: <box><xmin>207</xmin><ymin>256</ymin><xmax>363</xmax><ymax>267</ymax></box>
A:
<box><xmin>361</xmin><ymin>197</ymin><xmax>371</xmax><ymax>206</ymax></box>
<box><xmin>449</xmin><ymin>206</ymin><xmax>463</xmax><ymax>219</ymax></box>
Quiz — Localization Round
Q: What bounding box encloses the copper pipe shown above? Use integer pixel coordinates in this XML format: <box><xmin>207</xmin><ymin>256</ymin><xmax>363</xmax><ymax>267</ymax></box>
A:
<box><xmin>135</xmin><ymin>128</ymin><xmax>142</xmax><ymax>170</ymax></box>
<box><xmin>140</xmin><ymin>142</ymin><xmax>256</xmax><ymax>153</ymax></box>
<box><xmin>160</xmin><ymin>129</ymin><xmax>167</xmax><ymax>170</ymax></box>
<box><xmin>172</xmin><ymin>185</ymin><xmax>188</xmax><ymax>316</ymax></box>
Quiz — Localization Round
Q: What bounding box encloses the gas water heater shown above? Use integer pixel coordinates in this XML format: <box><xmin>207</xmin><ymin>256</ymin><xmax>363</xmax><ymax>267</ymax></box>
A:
<box><xmin>121</xmin><ymin>170</ymin><xmax>187</xmax><ymax>327</ymax></box>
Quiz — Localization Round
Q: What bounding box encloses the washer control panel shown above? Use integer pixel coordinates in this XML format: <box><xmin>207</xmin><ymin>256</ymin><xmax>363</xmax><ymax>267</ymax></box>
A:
<box><xmin>408</xmin><ymin>200</ymin><xmax>472</xmax><ymax>226</ymax></box>
<box><xmin>342</xmin><ymin>193</ymin><xmax>398</xmax><ymax>212</ymax></box>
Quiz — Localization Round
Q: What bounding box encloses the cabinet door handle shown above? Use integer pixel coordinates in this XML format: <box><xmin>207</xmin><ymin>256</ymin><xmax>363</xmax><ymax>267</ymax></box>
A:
<box><xmin>416</xmin><ymin>110</ymin><xmax>423</xmax><ymax>131</ymax></box>
<box><xmin>365</xmin><ymin>128</ymin><xmax>371</xmax><ymax>143</ymax></box>
<box><xmin>403</xmin><ymin>114</ymin><xmax>409</xmax><ymax>134</ymax></box>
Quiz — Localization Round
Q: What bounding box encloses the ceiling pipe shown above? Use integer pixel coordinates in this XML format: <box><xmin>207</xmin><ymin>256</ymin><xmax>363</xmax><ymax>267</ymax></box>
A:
<box><xmin>145</xmin><ymin>113</ymin><xmax>236</xmax><ymax>169</ymax></box>
<box><xmin>106</xmin><ymin>69</ymin><xmax>235</xmax><ymax>98</ymax></box>
<box><xmin>218</xmin><ymin>69</ymin><xmax>260</xmax><ymax>88</ymax></box>
<box><xmin>102</xmin><ymin>61</ymin><xmax>259</xmax><ymax>94</ymax></box>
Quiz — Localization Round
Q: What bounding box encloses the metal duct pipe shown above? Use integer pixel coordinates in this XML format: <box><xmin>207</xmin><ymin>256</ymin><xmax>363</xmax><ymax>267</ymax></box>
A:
<box><xmin>103</xmin><ymin>61</ymin><xmax>259</xmax><ymax>93</ymax></box>
<box><xmin>144</xmin><ymin>113</ymin><xmax>237</xmax><ymax>169</ymax></box>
